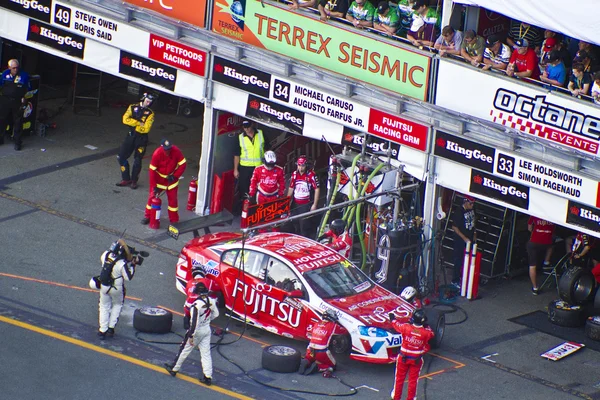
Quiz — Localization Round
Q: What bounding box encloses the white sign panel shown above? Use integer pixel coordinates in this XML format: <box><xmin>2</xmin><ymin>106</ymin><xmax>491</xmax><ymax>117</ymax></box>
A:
<box><xmin>436</xmin><ymin>60</ymin><xmax>600</xmax><ymax>156</ymax></box>
<box><xmin>493</xmin><ymin>151</ymin><xmax>600</xmax><ymax>209</ymax></box>
<box><xmin>269</xmin><ymin>76</ymin><xmax>371</xmax><ymax>131</ymax></box>
<box><xmin>51</xmin><ymin>1</ymin><xmax>150</xmax><ymax>54</ymax></box>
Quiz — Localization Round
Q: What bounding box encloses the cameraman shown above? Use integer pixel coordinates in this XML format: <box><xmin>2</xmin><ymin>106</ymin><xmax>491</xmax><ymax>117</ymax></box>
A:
<box><xmin>116</xmin><ymin>93</ymin><xmax>156</xmax><ymax>189</ymax></box>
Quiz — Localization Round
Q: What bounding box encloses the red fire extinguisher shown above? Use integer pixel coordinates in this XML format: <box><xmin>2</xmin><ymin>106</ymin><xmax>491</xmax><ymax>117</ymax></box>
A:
<box><xmin>149</xmin><ymin>195</ymin><xmax>162</xmax><ymax>230</ymax></box>
<box><xmin>240</xmin><ymin>198</ymin><xmax>250</xmax><ymax>229</ymax></box>
<box><xmin>187</xmin><ymin>178</ymin><xmax>198</xmax><ymax>211</ymax></box>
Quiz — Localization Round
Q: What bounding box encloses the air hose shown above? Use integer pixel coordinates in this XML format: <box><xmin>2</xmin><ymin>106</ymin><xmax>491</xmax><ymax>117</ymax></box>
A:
<box><xmin>355</xmin><ymin>163</ymin><xmax>385</xmax><ymax>271</ymax></box>
<box><xmin>318</xmin><ymin>161</ymin><xmax>343</xmax><ymax>237</ymax></box>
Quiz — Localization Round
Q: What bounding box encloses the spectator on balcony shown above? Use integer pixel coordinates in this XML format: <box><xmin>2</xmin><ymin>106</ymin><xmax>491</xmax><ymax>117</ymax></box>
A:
<box><xmin>460</xmin><ymin>30</ymin><xmax>485</xmax><ymax>67</ymax></box>
<box><xmin>506</xmin><ymin>20</ymin><xmax>542</xmax><ymax>51</ymax></box>
<box><xmin>506</xmin><ymin>38</ymin><xmax>540</xmax><ymax>80</ymax></box>
<box><xmin>568</xmin><ymin>63</ymin><xmax>592</xmax><ymax>97</ymax></box>
<box><xmin>373</xmin><ymin>2</ymin><xmax>399</xmax><ymax>36</ymax></box>
<box><xmin>555</xmin><ymin>39</ymin><xmax>573</xmax><ymax>71</ymax></box>
<box><xmin>574</xmin><ymin>41</ymin><xmax>599</xmax><ymax>70</ymax></box>
<box><xmin>591</xmin><ymin>73</ymin><xmax>600</xmax><ymax>105</ymax></box>
<box><xmin>406</xmin><ymin>0</ymin><xmax>438</xmax><ymax>47</ymax></box>
<box><xmin>538</xmin><ymin>36</ymin><xmax>557</xmax><ymax>71</ymax></box>
<box><xmin>434</xmin><ymin>25</ymin><xmax>463</xmax><ymax>57</ymax></box>
<box><xmin>482</xmin><ymin>35</ymin><xmax>511</xmax><ymax>72</ymax></box>
<box><xmin>396</xmin><ymin>0</ymin><xmax>416</xmax><ymax>36</ymax></box>
<box><xmin>290</xmin><ymin>0</ymin><xmax>317</xmax><ymax>9</ymax></box>
<box><xmin>539</xmin><ymin>51</ymin><xmax>567</xmax><ymax>88</ymax></box>
<box><xmin>346</xmin><ymin>0</ymin><xmax>376</xmax><ymax>29</ymax></box>
<box><xmin>318</xmin><ymin>0</ymin><xmax>348</xmax><ymax>22</ymax></box>
<box><xmin>574</xmin><ymin>50</ymin><xmax>599</xmax><ymax>75</ymax></box>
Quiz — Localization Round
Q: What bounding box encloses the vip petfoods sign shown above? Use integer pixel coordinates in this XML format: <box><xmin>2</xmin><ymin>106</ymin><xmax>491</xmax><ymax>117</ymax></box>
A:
<box><xmin>436</xmin><ymin>60</ymin><xmax>600</xmax><ymax>156</ymax></box>
<box><xmin>212</xmin><ymin>0</ymin><xmax>431</xmax><ymax>100</ymax></box>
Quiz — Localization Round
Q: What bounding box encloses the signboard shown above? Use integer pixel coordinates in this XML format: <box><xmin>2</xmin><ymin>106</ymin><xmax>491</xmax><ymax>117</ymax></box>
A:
<box><xmin>541</xmin><ymin>341</ymin><xmax>585</xmax><ymax>361</ymax></box>
<box><xmin>436</xmin><ymin>61</ymin><xmax>600</xmax><ymax>156</ymax></box>
<box><xmin>343</xmin><ymin>129</ymin><xmax>400</xmax><ymax>158</ymax></box>
<box><xmin>469</xmin><ymin>169</ymin><xmax>530</xmax><ymax>210</ymax></box>
<box><xmin>0</xmin><ymin>0</ymin><xmax>51</xmax><ymax>22</ymax></box>
<box><xmin>124</xmin><ymin>0</ymin><xmax>207</xmax><ymax>29</ymax></box>
<box><xmin>368</xmin><ymin>108</ymin><xmax>428</xmax><ymax>151</ymax></box>
<box><xmin>51</xmin><ymin>1</ymin><xmax>149</xmax><ymax>51</ymax></box>
<box><xmin>245</xmin><ymin>94</ymin><xmax>304</xmax><ymax>135</ymax></box>
<box><xmin>212</xmin><ymin>56</ymin><xmax>271</xmax><ymax>98</ymax></box>
<box><xmin>434</xmin><ymin>131</ymin><xmax>496</xmax><ymax>172</ymax></box>
<box><xmin>476</xmin><ymin>9</ymin><xmax>509</xmax><ymax>41</ymax></box>
<box><xmin>148</xmin><ymin>34</ymin><xmax>207</xmax><ymax>76</ymax></box>
<box><xmin>26</xmin><ymin>18</ymin><xmax>85</xmax><ymax>59</ymax></box>
<box><xmin>118</xmin><ymin>51</ymin><xmax>177</xmax><ymax>91</ymax></box>
<box><xmin>212</xmin><ymin>0</ymin><xmax>431</xmax><ymax>100</ymax></box>
<box><xmin>566</xmin><ymin>200</ymin><xmax>600</xmax><ymax>233</ymax></box>
<box><xmin>243</xmin><ymin>196</ymin><xmax>291</xmax><ymax>228</ymax></box>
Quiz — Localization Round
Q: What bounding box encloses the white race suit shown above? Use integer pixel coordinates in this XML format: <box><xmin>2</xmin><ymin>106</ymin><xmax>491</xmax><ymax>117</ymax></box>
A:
<box><xmin>98</xmin><ymin>251</ymin><xmax>136</xmax><ymax>333</ymax></box>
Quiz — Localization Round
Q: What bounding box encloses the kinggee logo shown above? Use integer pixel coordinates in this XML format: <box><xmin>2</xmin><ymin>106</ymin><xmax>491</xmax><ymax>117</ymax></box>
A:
<box><xmin>122</xmin><ymin>56</ymin><xmax>175</xmax><ymax>81</ymax></box>
<box><xmin>30</xmin><ymin>24</ymin><xmax>84</xmax><ymax>49</ymax></box>
<box><xmin>436</xmin><ymin>137</ymin><xmax>493</xmax><ymax>164</ymax></box>
<box><xmin>251</xmin><ymin>100</ymin><xmax>303</xmax><ymax>124</ymax></box>
<box><xmin>473</xmin><ymin>174</ymin><xmax>528</xmax><ymax>199</ymax></box>
<box><xmin>214</xmin><ymin>63</ymin><xmax>269</xmax><ymax>89</ymax></box>
<box><xmin>343</xmin><ymin>132</ymin><xmax>399</xmax><ymax>156</ymax></box>
<box><xmin>571</xmin><ymin>205</ymin><xmax>600</xmax><ymax>224</ymax></box>
<box><xmin>10</xmin><ymin>0</ymin><xmax>50</xmax><ymax>13</ymax></box>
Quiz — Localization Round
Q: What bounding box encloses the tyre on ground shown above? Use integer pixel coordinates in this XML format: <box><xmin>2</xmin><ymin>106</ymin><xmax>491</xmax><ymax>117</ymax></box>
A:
<box><xmin>425</xmin><ymin>309</ymin><xmax>446</xmax><ymax>349</ymax></box>
<box><xmin>558</xmin><ymin>267</ymin><xmax>596</xmax><ymax>305</ymax></box>
<box><xmin>261</xmin><ymin>345</ymin><xmax>301</xmax><ymax>373</ymax></box>
<box><xmin>547</xmin><ymin>300</ymin><xmax>586</xmax><ymax>328</ymax></box>
<box><xmin>133</xmin><ymin>307</ymin><xmax>173</xmax><ymax>333</ymax></box>
<box><xmin>585</xmin><ymin>316</ymin><xmax>600</xmax><ymax>341</ymax></box>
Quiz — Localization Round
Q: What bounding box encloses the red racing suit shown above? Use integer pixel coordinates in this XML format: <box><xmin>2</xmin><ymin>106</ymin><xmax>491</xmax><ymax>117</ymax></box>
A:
<box><xmin>390</xmin><ymin>321</ymin><xmax>434</xmax><ymax>400</ymax></box>
<box><xmin>145</xmin><ymin>145</ymin><xmax>186</xmax><ymax>223</ymax></box>
<box><xmin>249</xmin><ymin>165</ymin><xmax>285</xmax><ymax>204</ymax></box>
<box><xmin>289</xmin><ymin>170</ymin><xmax>319</xmax><ymax>205</ymax></box>
<box><xmin>324</xmin><ymin>229</ymin><xmax>352</xmax><ymax>259</ymax></box>
<box><xmin>305</xmin><ymin>320</ymin><xmax>337</xmax><ymax>371</ymax></box>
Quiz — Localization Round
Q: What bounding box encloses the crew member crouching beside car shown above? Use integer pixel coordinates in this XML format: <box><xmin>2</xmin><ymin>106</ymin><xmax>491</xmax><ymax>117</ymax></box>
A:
<box><xmin>298</xmin><ymin>309</ymin><xmax>339</xmax><ymax>378</ymax></box>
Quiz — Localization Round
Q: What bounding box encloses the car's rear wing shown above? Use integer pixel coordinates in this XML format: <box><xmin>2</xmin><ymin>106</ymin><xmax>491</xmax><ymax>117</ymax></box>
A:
<box><xmin>167</xmin><ymin>209</ymin><xmax>233</xmax><ymax>240</ymax></box>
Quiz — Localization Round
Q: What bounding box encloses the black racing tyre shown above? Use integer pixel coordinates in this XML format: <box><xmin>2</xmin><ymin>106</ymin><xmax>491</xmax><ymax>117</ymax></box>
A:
<box><xmin>547</xmin><ymin>300</ymin><xmax>586</xmax><ymax>327</ymax></box>
<box><xmin>585</xmin><ymin>316</ymin><xmax>600</xmax><ymax>341</ymax></box>
<box><xmin>425</xmin><ymin>310</ymin><xmax>446</xmax><ymax>349</ymax></box>
<box><xmin>593</xmin><ymin>287</ymin><xmax>600</xmax><ymax>313</ymax></box>
<box><xmin>558</xmin><ymin>267</ymin><xmax>596</xmax><ymax>305</ymax></box>
<box><xmin>329</xmin><ymin>334</ymin><xmax>351</xmax><ymax>354</ymax></box>
<box><xmin>261</xmin><ymin>345</ymin><xmax>301</xmax><ymax>373</ymax></box>
<box><xmin>133</xmin><ymin>307</ymin><xmax>173</xmax><ymax>333</ymax></box>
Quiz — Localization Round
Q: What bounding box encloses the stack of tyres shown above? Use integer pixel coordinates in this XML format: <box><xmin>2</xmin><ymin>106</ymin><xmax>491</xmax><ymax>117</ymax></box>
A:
<box><xmin>585</xmin><ymin>289</ymin><xmax>600</xmax><ymax>341</ymax></box>
<box><xmin>548</xmin><ymin>267</ymin><xmax>597</xmax><ymax>333</ymax></box>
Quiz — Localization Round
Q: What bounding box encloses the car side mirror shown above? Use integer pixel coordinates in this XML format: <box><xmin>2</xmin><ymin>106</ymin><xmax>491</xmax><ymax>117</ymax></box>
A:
<box><xmin>288</xmin><ymin>289</ymin><xmax>304</xmax><ymax>298</ymax></box>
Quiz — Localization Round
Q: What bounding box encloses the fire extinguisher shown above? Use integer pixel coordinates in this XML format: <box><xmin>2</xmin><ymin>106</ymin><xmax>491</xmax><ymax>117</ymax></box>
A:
<box><xmin>240</xmin><ymin>198</ymin><xmax>250</xmax><ymax>229</ymax></box>
<box><xmin>187</xmin><ymin>178</ymin><xmax>198</xmax><ymax>211</ymax></box>
<box><xmin>149</xmin><ymin>195</ymin><xmax>162</xmax><ymax>229</ymax></box>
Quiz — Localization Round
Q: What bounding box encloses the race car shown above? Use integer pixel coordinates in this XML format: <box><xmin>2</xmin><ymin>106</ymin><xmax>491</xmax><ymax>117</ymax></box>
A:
<box><xmin>174</xmin><ymin>231</ymin><xmax>445</xmax><ymax>364</ymax></box>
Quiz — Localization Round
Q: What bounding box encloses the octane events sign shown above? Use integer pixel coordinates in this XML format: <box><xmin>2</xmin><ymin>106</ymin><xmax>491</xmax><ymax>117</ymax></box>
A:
<box><xmin>436</xmin><ymin>60</ymin><xmax>600</xmax><ymax>156</ymax></box>
<box><xmin>148</xmin><ymin>34</ymin><xmax>206</xmax><ymax>76</ymax></box>
<box><xmin>212</xmin><ymin>0</ymin><xmax>431</xmax><ymax>100</ymax></box>
<box><xmin>124</xmin><ymin>0</ymin><xmax>207</xmax><ymax>29</ymax></box>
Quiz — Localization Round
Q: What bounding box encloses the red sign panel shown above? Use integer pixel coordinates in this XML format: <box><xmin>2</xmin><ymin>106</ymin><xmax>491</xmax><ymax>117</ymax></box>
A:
<box><xmin>125</xmin><ymin>0</ymin><xmax>206</xmax><ymax>28</ymax></box>
<box><xmin>367</xmin><ymin>108</ymin><xmax>428</xmax><ymax>151</ymax></box>
<box><xmin>148</xmin><ymin>34</ymin><xmax>207</xmax><ymax>76</ymax></box>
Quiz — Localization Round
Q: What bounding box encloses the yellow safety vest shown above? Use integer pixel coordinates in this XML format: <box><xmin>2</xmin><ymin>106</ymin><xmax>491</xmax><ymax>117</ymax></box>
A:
<box><xmin>239</xmin><ymin>130</ymin><xmax>264</xmax><ymax>167</ymax></box>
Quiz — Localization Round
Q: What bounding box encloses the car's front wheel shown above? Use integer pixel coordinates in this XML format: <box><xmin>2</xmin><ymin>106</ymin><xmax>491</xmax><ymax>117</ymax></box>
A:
<box><xmin>329</xmin><ymin>334</ymin><xmax>351</xmax><ymax>354</ymax></box>
<box><xmin>425</xmin><ymin>310</ymin><xmax>446</xmax><ymax>349</ymax></box>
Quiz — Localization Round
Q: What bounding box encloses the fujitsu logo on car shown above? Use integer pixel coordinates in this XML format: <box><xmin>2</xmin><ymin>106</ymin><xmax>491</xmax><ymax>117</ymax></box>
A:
<box><xmin>258</xmin><ymin>102</ymin><xmax>303</xmax><ymax>124</ymax></box>
<box><xmin>474</xmin><ymin>175</ymin><xmax>528</xmax><ymax>198</ymax></box>
<box><xmin>11</xmin><ymin>0</ymin><xmax>50</xmax><ymax>14</ymax></box>
<box><xmin>442</xmin><ymin>139</ymin><xmax>493</xmax><ymax>164</ymax></box>
<box><xmin>37</xmin><ymin>26</ymin><xmax>84</xmax><ymax>49</ymax></box>
<box><xmin>131</xmin><ymin>59</ymin><xmax>175</xmax><ymax>81</ymax></box>
<box><xmin>222</xmin><ymin>66</ymin><xmax>269</xmax><ymax>89</ymax></box>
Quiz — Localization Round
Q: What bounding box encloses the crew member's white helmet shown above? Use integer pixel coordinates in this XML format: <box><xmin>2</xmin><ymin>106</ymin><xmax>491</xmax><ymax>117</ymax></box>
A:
<box><xmin>264</xmin><ymin>150</ymin><xmax>277</xmax><ymax>166</ymax></box>
<box><xmin>400</xmin><ymin>286</ymin><xmax>417</xmax><ymax>303</ymax></box>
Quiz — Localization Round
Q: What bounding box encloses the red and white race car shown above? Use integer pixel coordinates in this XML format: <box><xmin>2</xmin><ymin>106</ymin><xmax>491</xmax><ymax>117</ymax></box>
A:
<box><xmin>174</xmin><ymin>231</ymin><xmax>444</xmax><ymax>364</ymax></box>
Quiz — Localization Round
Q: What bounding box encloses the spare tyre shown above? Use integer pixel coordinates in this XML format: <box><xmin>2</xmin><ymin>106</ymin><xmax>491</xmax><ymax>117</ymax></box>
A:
<box><xmin>425</xmin><ymin>309</ymin><xmax>446</xmax><ymax>349</ymax></box>
<box><xmin>133</xmin><ymin>307</ymin><xmax>173</xmax><ymax>333</ymax></box>
<box><xmin>548</xmin><ymin>300</ymin><xmax>586</xmax><ymax>327</ymax></box>
<box><xmin>558</xmin><ymin>267</ymin><xmax>596</xmax><ymax>305</ymax></box>
<box><xmin>585</xmin><ymin>316</ymin><xmax>600</xmax><ymax>341</ymax></box>
<box><xmin>262</xmin><ymin>345</ymin><xmax>301</xmax><ymax>373</ymax></box>
<box><xmin>593</xmin><ymin>287</ymin><xmax>600</xmax><ymax>313</ymax></box>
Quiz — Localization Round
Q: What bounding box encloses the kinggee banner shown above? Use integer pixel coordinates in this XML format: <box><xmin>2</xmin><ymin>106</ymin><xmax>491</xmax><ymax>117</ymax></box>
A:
<box><xmin>469</xmin><ymin>169</ymin><xmax>530</xmax><ymax>210</ymax></box>
<box><xmin>212</xmin><ymin>0</ymin><xmax>431</xmax><ymax>100</ymax></box>
<box><xmin>0</xmin><ymin>0</ymin><xmax>52</xmax><ymax>22</ymax></box>
<box><xmin>566</xmin><ymin>200</ymin><xmax>600</xmax><ymax>234</ymax></box>
<box><xmin>436</xmin><ymin>60</ymin><xmax>600</xmax><ymax>156</ymax></box>
<box><xmin>26</xmin><ymin>18</ymin><xmax>85</xmax><ymax>59</ymax></box>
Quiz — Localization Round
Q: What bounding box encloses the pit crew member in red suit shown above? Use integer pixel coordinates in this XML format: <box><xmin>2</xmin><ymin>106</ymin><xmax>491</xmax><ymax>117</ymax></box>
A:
<box><xmin>298</xmin><ymin>309</ymin><xmax>339</xmax><ymax>377</ymax></box>
<box><xmin>319</xmin><ymin>219</ymin><xmax>352</xmax><ymax>259</ymax></box>
<box><xmin>389</xmin><ymin>309</ymin><xmax>435</xmax><ymax>400</ymax></box>
<box><xmin>287</xmin><ymin>155</ymin><xmax>320</xmax><ymax>238</ymax></box>
<box><xmin>248</xmin><ymin>150</ymin><xmax>285</xmax><ymax>204</ymax></box>
<box><xmin>141</xmin><ymin>139</ymin><xmax>186</xmax><ymax>225</ymax></box>
<box><xmin>400</xmin><ymin>286</ymin><xmax>423</xmax><ymax>308</ymax></box>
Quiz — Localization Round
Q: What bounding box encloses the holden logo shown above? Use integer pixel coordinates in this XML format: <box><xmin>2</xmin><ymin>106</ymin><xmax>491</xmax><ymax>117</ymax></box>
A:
<box><xmin>30</xmin><ymin>24</ymin><xmax>40</xmax><ymax>34</ymax></box>
<box><xmin>436</xmin><ymin>138</ymin><xmax>446</xmax><ymax>147</ymax></box>
<box><xmin>122</xmin><ymin>57</ymin><xmax>131</xmax><ymax>66</ymax></box>
<box><xmin>249</xmin><ymin>100</ymin><xmax>260</xmax><ymax>109</ymax></box>
<box><xmin>214</xmin><ymin>63</ymin><xmax>224</xmax><ymax>73</ymax></box>
<box><xmin>570</xmin><ymin>206</ymin><xmax>580</xmax><ymax>215</ymax></box>
<box><xmin>473</xmin><ymin>175</ymin><xmax>483</xmax><ymax>184</ymax></box>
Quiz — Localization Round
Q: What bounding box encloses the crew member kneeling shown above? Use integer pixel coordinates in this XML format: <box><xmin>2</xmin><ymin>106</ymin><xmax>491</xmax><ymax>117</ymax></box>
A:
<box><xmin>389</xmin><ymin>309</ymin><xmax>434</xmax><ymax>400</ymax></box>
<box><xmin>298</xmin><ymin>309</ymin><xmax>339</xmax><ymax>377</ymax></box>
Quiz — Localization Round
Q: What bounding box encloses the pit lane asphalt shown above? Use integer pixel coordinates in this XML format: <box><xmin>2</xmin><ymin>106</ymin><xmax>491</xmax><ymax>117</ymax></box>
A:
<box><xmin>1</xmin><ymin>104</ymin><xmax>599</xmax><ymax>400</ymax></box>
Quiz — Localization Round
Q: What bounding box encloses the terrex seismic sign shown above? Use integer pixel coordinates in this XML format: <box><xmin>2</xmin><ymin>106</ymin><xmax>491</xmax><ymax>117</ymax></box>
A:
<box><xmin>246</xmin><ymin>94</ymin><xmax>304</xmax><ymax>135</ymax></box>
<box><xmin>470</xmin><ymin>169</ymin><xmax>530</xmax><ymax>210</ymax></box>
<box><xmin>368</xmin><ymin>108</ymin><xmax>428</xmax><ymax>151</ymax></box>
<box><xmin>0</xmin><ymin>0</ymin><xmax>52</xmax><ymax>22</ymax></box>
<box><xmin>119</xmin><ymin>51</ymin><xmax>177</xmax><ymax>91</ymax></box>
<box><xmin>125</xmin><ymin>0</ymin><xmax>207</xmax><ymax>29</ymax></box>
<box><xmin>27</xmin><ymin>19</ymin><xmax>85</xmax><ymax>59</ymax></box>
<box><xmin>494</xmin><ymin>151</ymin><xmax>600</xmax><ymax>208</ymax></box>
<box><xmin>436</xmin><ymin>61</ymin><xmax>600</xmax><ymax>156</ymax></box>
<box><xmin>434</xmin><ymin>131</ymin><xmax>495</xmax><ymax>172</ymax></box>
<box><xmin>343</xmin><ymin>129</ymin><xmax>400</xmax><ymax>157</ymax></box>
<box><xmin>566</xmin><ymin>200</ymin><xmax>600</xmax><ymax>233</ymax></box>
<box><xmin>213</xmin><ymin>56</ymin><xmax>271</xmax><ymax>98</ymax></box>
<box><xmin>148</xmin><ymin>34</ymin><xmax>207</xmax><ymax>76</ymax></box>
<box><xmin>269</xmin><ymin>76</ymin><xmax>370</xmax><ymax>131</ymax></box>
<box><xmin>212</xmin><ymin>0</ymin><xmax>430</xmax><ymax>100</ymax></box>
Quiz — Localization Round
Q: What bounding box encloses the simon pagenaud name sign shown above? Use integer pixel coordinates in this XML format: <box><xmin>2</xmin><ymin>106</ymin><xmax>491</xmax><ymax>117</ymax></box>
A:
<box><xmin>211</xmin><ymin>57</ymin><xmax>429</xmax><ymax>152</ymax></box>
<box><xmin>434</xmin><ymin>130</ymin><xmax>600</xmax><ymax>210</ymax></box>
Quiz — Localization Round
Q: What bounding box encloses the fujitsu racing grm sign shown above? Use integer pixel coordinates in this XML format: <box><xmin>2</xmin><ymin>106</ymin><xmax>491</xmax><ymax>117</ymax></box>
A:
<box><xmin>1</xmin><ymin>0</ymin><xmax>52</xmax><ymax>22</ymax></box>
<box><xmin>26</xmin><ymin>19</ymin><xmax>85</xmax><ymax>58</ymax></box>
<box><xmin>434</xmin><ymin>131</ymin><xmax>495</xmax><ymax>172</ymax></box>
<box><xmin>470</xmin><ymin>169</ymin><xmax>530</xmax><ymax>209</ymax></box>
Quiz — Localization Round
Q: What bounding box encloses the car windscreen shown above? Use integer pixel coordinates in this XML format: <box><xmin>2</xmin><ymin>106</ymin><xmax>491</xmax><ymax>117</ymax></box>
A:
<box><xmin>303</xmin><ymin>262</ymin><xmax>373</xmax><ymax>299</ymax></box>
